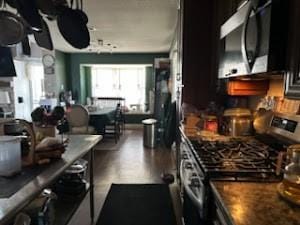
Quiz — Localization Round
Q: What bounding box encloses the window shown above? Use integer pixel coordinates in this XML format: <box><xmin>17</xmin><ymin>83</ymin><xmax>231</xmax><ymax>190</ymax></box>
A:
<box><xmin>28</xmin><ymin>63</ymin><xmax>44</xmax><ymax>109</ymax></box>
<box><xmin>91</xmin><ymin>65</ymin><xmax>147</xmax><ymax>112</ymax></box>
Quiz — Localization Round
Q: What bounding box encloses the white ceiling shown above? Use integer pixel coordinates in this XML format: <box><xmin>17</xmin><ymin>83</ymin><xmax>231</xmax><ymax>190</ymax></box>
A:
<box><xmin>47</xmin><ymin>0</ymin><xmax>179</xmax><ymax>53</ymax></box>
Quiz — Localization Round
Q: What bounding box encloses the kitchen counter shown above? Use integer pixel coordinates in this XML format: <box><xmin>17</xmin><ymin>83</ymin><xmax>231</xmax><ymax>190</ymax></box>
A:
<box><xmin>210</xmin><ymin>181</ymin><xmax>300</xmax><ymax>225</ymax></box>
<box><xmin>0</xmin><ymin>134</ymin><xmax>102</xmax><ymax>224</ymax></box>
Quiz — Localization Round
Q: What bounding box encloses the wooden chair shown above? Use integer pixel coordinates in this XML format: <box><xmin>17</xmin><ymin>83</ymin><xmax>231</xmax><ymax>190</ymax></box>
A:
<box><xmin>116</xmin><ymin>104</ymin><xmax>125</xmax><ymax>135</ymax></box>
<box><xmin>66</xmin><ymin>104</ymin><xmax>95</xmax><ymax>134</ymax></box>
<box><xmin>104</xmin><ymin>106</ymin><xmax>122</xmax><ymax>143</ymax></box>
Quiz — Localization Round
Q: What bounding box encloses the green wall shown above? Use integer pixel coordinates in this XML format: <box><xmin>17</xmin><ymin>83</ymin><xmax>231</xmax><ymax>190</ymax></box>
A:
<box><xmin>66</xmin><ymin>53</ymin><xmax>169</xmax><ymax>103</ymax></box>
<box><xmin>55</xmin><ymin>50</ymin><xmax>69</xmax><ymax>94</ymax></box>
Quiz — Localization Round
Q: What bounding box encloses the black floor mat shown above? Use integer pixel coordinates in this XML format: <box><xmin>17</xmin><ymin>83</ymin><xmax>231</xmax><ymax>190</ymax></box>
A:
<box><xmin>96</xmin><ymin>184</ymin><xmax>177</xmax><ymax>225</ymax></box>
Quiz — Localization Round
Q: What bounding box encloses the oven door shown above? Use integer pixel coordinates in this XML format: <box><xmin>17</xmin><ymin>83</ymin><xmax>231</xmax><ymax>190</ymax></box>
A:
<box><xmin>180</xmin><ymin>141</ymin><xmax>206</xmax><ymax>225</ymax></box>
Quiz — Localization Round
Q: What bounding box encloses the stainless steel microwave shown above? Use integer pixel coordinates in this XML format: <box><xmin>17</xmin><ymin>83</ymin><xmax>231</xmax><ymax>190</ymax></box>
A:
<box><xmin>218</xmin><ymin>0</ymin><xmax>287</xmax><ymax>78</ymax></box>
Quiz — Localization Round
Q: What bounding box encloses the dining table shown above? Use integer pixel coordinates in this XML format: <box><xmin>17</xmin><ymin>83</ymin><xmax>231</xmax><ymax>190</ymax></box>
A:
<box><xmin>89</xmin><ymin>107</ymin><xmax>116</xmax><ymax>134</ymax></box>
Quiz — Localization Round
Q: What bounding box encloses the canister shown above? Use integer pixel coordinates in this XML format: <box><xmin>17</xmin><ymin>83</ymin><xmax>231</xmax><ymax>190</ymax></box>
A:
<box><xmin>0</xmin><ymin>136</ymin><xmax>21</xmax><ymax>176</ymax></box>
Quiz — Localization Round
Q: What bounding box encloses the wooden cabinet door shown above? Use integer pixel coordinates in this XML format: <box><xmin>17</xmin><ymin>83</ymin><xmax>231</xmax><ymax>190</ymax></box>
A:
<box><xmin>285</xmin><ymin>0</ymin><xmax>300</xmax><ymax>99</ymax></box>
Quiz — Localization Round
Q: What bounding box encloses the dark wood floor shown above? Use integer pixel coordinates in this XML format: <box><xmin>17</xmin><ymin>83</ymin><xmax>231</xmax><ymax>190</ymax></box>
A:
<box><xmin>68</xmin><ymin>129</ymin><xmax>182</xmax><ymax>225</ymax></box>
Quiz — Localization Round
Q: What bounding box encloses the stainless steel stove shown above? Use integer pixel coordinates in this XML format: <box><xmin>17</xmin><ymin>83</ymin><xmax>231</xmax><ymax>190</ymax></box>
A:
<box><xmin>180</xmin><ymin>112</ymin><xmax>300</xmax><ymax>225</ymax></box>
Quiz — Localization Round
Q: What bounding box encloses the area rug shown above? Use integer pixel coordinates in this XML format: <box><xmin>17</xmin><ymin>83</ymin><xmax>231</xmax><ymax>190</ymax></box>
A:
<box><xmin>96</xmin><ymin>184</ymin><xmax>177</xmax><ymax>225</ymax></box>
<box><xmin>94</xmin><ymin>130</ymin><xmax>132</xmax><ymax>151</ymax></box>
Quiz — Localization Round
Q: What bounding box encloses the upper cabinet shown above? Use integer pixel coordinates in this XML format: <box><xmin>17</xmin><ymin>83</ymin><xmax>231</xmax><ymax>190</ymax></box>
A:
<box><xmin>285</xmin><ymin>0</ymin><xmax>300</xmax><ymax>99</ymax></box>
<box><xmin>181</xmin><ymin>0</ymin><xmax>218</xmax><ymax>109</ymax></box>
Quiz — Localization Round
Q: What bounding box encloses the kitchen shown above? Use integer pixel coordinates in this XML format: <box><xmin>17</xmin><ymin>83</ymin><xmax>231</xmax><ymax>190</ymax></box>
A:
<box><xmin>0</xmin><ymin>0</ymin><xmax>300</xmax><ymax>225</ymax></box>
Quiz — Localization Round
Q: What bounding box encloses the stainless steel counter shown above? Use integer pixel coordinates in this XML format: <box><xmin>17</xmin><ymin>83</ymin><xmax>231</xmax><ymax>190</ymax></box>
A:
<box><xmin>0</xmin><ymin>134</ymin><xmax>102</xmax><ymax>224</ymax></box>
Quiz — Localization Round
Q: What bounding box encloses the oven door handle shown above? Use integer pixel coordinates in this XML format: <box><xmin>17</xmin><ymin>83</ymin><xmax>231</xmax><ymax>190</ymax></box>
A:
<box><xmin>180</xmin><ymin>160</ymin><xmax>204</xmax><ymax>211</ymax></box>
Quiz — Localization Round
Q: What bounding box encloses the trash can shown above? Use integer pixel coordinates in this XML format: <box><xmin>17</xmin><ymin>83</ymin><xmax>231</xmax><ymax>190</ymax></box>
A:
<box><xmin>142</xmin><ymin>118</ymin><xmax>157</xmax><ymax>148</ymax></box>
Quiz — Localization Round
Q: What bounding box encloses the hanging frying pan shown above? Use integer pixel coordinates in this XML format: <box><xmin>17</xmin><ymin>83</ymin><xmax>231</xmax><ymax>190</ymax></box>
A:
<box><xmin>15</xmin><ymin>0</ymin><xmax>42</xmax><ymax>31</ymax></box>
<box><xmin>57</xmin><ymin>2</ymin><xmax>89</xmax><ymax>49</ymax></box>
<box><xmin>5</xmin><ymin>0</ymin><xmax>17</xmax><ymax>8</ymax></box>
<box><xmin>0</xmin><ymin>2</ymin><xmax>26</xmax><ymax>46</ymax></box>
<box><xmin>33</xmin><ymin>18</ymin><xmax>53</xmax><ymax>50</ymax></box>
<box><xmin>35</xmin><ymin>0</ymin><xmax>57</xmax><ymax>16</ymax></box>
<box><xmin>74</xmin><ymin>0</ymin><xmax>88</xmax><ymax>24</ymax></box>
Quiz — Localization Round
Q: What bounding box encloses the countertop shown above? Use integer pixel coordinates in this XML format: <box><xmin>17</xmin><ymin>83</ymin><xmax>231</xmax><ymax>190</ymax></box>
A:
<box><xmin>210</xmin><ymin>181</ymin><xmax>300</xmax><ymax>225</ymax></box>
<box><xmin>0</xmin><ymin>134</ymin><xmax>102</xmax><ymax>224</ymax></box>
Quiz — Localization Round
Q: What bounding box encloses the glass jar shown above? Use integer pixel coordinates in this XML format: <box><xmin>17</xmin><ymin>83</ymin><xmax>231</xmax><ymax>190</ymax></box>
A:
<box><xmin>282</xmin><ymin>144</ymin><xmax>300</xmax><ymax>200</ymax></box>
<box><xmin>203</xmin><ymin>115</ymin><xmax>218</xmax><ymax>133</ymax></box>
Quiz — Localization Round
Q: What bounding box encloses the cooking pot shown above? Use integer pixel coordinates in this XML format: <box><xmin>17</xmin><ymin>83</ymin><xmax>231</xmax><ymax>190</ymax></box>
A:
<box><xmin>221</xmin><ymin>108</ymin><xmax>253</xmax><ymax>136</ymax></box>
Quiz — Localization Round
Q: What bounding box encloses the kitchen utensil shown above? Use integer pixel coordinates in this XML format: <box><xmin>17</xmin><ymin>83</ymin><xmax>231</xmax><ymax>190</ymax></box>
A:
<box><xmin>21</xmin><ymin>35</ymin><xmax>31</xmax><ymax>56</ymax></box>
<box><xmin>33</xmin><ymin>18</ymin><xmax>53</xmax><ymax>50</ymax></box>
<box><xmin>253</xmin><ymin>108</ymin><xmax>273</xmax><ymax>134</ymax></box>
<box><xmin>0</xmin><ymin>136</ymin><xmax>21</xmax><ymax>177</ymax></box>
<box><xmin>56</xmin><ymin>1</ymin><xmax>90</xmax><ymax>49</ymax></box>
<box><xmin>15</xmin><ymin>0</ymin><xmax>42</xmax><ymax>31</ymax></box>
<box><xmin>0</xmin><ymin>2</ymin><xmax>27</xmax><ymax>46</ymax></box>
<box><xmin>35</xmin><ymin>0</ymin><xmax>57</xmax><ymax>16</ymax></box>
<box><xmin>278</xmin><ymin>144</ymin><xmax>300</xmax><ymax>205</ymax></box>
<box><xmin>221</xmin><ymin>108</ymin><xmax>253</xmax><ymax>136</ymax></box>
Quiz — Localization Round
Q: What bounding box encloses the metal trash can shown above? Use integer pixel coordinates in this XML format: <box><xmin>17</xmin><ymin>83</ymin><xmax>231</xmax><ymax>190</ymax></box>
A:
<box><xmin>142</xmin><ymin>118</ymin><xmax>157</xmax><ymax>148</ymax></box>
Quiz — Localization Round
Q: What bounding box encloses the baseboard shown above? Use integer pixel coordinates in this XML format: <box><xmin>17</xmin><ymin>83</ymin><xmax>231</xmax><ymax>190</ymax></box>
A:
<box><xmin>125</xmin><ymin>124</ymin><xmax>143</xmax><ymax>130</ymax></box>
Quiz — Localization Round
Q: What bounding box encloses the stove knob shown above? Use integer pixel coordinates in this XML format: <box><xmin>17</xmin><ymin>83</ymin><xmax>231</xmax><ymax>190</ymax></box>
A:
<box><xmin>190</xmin><ymin>177</ymin><xmax>201</xmax><ymax>187</ymax></box>
<box><xmin>185</xmin><ymin>162</ymin><xmax>193</xmax><ymax>169</ymax></box>
<box><xmin>182</xmin><ymin>154</ymin><xmax>189</xmax><ymax>159</ymax></box>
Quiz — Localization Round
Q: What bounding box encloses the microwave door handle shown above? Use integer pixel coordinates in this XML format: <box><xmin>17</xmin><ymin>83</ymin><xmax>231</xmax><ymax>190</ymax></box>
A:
<box><xmin>253</xmin><ymin>10</ymin><xmax>261</xmax><ymax>64</ymax></box>
<box><xmin>241</xmin><ymin>3</ymin><xmax>253</xmax><ymax>73</ymax></box>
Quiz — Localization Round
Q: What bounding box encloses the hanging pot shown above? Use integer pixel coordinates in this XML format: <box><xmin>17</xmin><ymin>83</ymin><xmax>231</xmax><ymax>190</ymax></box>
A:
<box><xmin>15</xmin><ymin>0</ymin><xmax>42</xmax><ymax>31</ymax></box>
<box><xmin>33</xmin><ymin>18</ymin><xmax>53</xmax><ymax>50</ymax></box>
<box><xmin>0</xmin><ymin>2</ymin><xmax>26</xmax><ymax>46</ymax></box>
<box><xmin>56</xmin><ymin>1</ymin><xmax>89</xmax><ymax>49</ymax></box>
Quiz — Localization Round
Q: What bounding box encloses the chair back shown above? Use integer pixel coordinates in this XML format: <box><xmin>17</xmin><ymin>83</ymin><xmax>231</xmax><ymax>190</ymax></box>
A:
<box><xmin>114</xmin><ymin>104</ymin><xmax>122</xmax><ymax>121</ymax></box>
<box><xmin>66</xmin><ymin>104</ymin><xmax>89</xmax><ymax>130</ymax></box>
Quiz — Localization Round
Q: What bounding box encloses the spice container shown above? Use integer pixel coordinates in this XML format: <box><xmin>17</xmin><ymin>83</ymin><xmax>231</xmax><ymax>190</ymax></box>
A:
<box><xmin>203</xmin><ymin>115</ymin><xmax>218</xmax><ymax>133</ymax></box>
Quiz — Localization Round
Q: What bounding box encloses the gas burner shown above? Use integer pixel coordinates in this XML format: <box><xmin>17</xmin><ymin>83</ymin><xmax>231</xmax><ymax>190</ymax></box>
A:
<box><xmin>189</xmin><ymin>138</ymin><xmax>284</xmax><ymax>181</ymax></box>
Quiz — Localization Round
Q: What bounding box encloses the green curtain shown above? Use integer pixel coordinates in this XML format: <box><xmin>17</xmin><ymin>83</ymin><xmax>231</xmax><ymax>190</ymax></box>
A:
<box><xmin>79</xmin><ymin>66</ymin><xmax>92</xmax><ymax>104</ymax></box>
<box><xmin>145</xmin><ymin>66</ymin><xmax>154</xmax><ymax>111</ymax></box>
